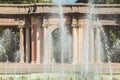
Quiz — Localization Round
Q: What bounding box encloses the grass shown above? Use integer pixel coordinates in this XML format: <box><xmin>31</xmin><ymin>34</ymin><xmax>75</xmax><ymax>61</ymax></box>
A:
<box><xmin>0</xmin><ymin>73</ymin><xmax>120</xmax><ymax>80</ymax></box>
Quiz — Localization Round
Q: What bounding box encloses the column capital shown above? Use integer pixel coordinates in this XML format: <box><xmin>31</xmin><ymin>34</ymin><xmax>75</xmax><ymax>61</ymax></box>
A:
<box><xmin>78</xmin><ymin>19</ymin><xmax>85</xmax><ymax>28</ymax></box>
<box><xmin>31</xmin><ymin>16</ymin><xmax>40</xmax><ymax>26</ymax></box>
<box><xmin>65</xmin><ymin>15</ymin><xmax>72</xmax><ymax>25</ymax></box>
<box><xmin>78</xmin><ymin>25</ymin><xmax>84</xmax><ymax>28</ymax></box>
<box><xmin>71</xmin><ymin>16</ymin><xmax>78</xmax><ymax>28</ymax></box>
<box><xmin>19</xmin><ymin>25</ymin><xmax>24</xmax><ymax>28</ymax></box>
<box><xmin>42</xmin><ymin>17</ymin><xmax>49</xmax><ymax>28</ymax></box>
<box><xmin>71</xmin><ymin>24</ymin><xmax>78</xmax><ymax>28</ymax></box>
<box><xmin>24</xmin><ymin>25</ymin><xmax>31</xmax><ymax>29</ymax></box>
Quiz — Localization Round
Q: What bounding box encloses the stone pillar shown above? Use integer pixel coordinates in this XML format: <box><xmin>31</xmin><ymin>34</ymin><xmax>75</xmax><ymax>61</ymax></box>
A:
<box><xmin>78</xmin><ymin>26</ymin><xmax>84</xmax><ymax>63</ymax></box>
<box><xmin>90</xmin><ymin>27</ymin><xmax>94</xmax><ymax>63</ymax></box>
<box><xmin>72</xmin><ymin>17</ymin><xmax>78</xmax><ymax>64</ymax></box>
<box><xmin>26</xmin><ymin>27</ymin><xmax>30</xmax><ymax>63</ymax></box>
<box><xmin>31</xmin><ymin>24</ymin><xmax>37</xmax><ymax>63</ymax></box>
<box><xmin>42</xmin><ymin>17</ymin><xmax>49</xmax><ymax>64</ymax></box>
<box><xmin>20</xmin><ymin>27</ymin><xmax>24</xmax><ymax>63</ymax></box>
<box><xmin>96</xmin><ymin>28</ymin><xmax>101</xmax><ymax>63</ymax></box>
<box><xmin>78</xmin><ymin>19</ymin><xmax>85</xmax><ymax>64</ymax></box>
<box><xmin>36</xmin><ymin>25</ymin><xmax>41</xmax><ymax>64</ymax></box>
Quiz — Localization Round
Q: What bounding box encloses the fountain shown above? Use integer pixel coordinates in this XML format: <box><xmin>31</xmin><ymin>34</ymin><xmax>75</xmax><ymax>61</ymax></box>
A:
<box><xmin>0</xmin><ymin>0</ymin><xmax>120</xmax><ymax>80</ymax></box>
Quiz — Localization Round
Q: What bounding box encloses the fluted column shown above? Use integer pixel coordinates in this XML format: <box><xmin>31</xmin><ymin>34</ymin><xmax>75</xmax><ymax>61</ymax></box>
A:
<box><xmin>72</xmin><ymin>17</ymin><xmax>78</xmax><ymax>64</ymax></box>
<box><xmin>90</xmin><ymin>27</ymin><xmax>94</xmax><ymax>63</ymax></box>
<box><xmin>26</xmin><ymin>27</ymin><xmax>30</xmax><ymax>63</ymax></box>
<box><xmin>20</xmin><ymin>27</ymin><xmax>24</xmax><ymax>63</ymax></box>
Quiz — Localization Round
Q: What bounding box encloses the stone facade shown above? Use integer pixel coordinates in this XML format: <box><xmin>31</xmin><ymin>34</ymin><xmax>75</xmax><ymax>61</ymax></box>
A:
<box><xmin>0</xmin><ymin>4</ymin><xmax>120</xmax><ymax>64</ymax></box>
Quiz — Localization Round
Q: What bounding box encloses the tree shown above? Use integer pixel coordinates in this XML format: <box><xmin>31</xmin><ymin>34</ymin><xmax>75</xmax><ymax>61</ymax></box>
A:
<box><xmin>76</xmin><ymin>0</ymin><xmax>120</xmax><ymax>4</ymax></box>
<box><xmin>0</xmin><ymin>0</ymin><xmax>52</xmax><ymax>4</ymax></box>
<box><xmin>75</xmin><ymin>0</ymin><xmax>88</xmax><ymax>3</ymax></box>
<box><xmin>110</xmin><ymin>40</ymin><xmax>120</xmax><ymax>62</ymax></box>
<box><xmin>0</xmin><ymin>29</ymin><xmax>19</xmax><ymax>62</ymax></box>
<box><xmin>103</xmin><ymin>26</ymin><xmax>120</xmax><ymax>62</ymax></box>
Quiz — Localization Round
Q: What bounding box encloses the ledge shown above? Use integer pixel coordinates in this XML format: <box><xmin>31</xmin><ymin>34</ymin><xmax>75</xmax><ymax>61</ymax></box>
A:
<box><xmin>0</xmin><ymin>3</ymin><xmax>120</xmax><ymax>15</ymax></box>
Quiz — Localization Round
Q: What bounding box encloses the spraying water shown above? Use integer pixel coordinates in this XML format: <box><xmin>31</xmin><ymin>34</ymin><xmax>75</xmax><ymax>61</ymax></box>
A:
<box><xmin>100</xmin><ymin>26</ymin><xmax>113</xmax><ymax>76</ymax></box>
<box><xmin>81</xmin><ymin>4</ymin><xmax>95</xmax><ymax>78</ymax></box>
<box><xmin>81</xmin><ymin>0</ymin><xmax>111</xmax><ymax>79</ymax></box>
<box><xmin>58</xmin><ymin>0</ymin><xmax>65</xmax><ymax>78</ymax></box>
<box><xmin>85</xmin><ymin>0</ymin><xmax>114</xmax><ymax>78</ymax></box>
<box><xmin>52</xmin><ymin>0</ymin><xmax>72</xmax><ymax>79</ymax></box>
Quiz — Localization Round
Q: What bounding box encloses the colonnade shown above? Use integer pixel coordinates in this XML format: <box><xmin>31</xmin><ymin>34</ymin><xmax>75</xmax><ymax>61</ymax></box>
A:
<box><xmin>71</xmin><ymin>17</ymin><xmax>102</xmax><ymax>64</ymax></box>
<box><xmin>19</xmin><ymin>16</ymin><xmax>49</xmax><ymax>64</ymax></box>
<box><xmin>19</xmin><ymin>16</ymin><xmax>101</xmax><ymax>64</ymax></box>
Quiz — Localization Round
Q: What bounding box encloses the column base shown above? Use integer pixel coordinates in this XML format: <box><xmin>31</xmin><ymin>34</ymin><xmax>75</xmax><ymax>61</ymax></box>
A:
<box><xmin>19</xmin><ymin>61</ymin><xmax>24</xmax><ymax>63</ymax></box>
<box><xmin>72</xmin><ymin>61</ymin><xmax>78</xmax><ymax>64</ymax></box>
<box><xmin>36</xmin><ymin>61</ymin><xmax>40</xmax><ymax>64</ymax></box>
<box><xmin>91</xmin><ymin>61</ymin><xmax>94</xmax><ymax>64</ymax></box>
<box><xmin>31</xmin><ymin>61</ymin><xmax>35</xmax><ymax>64</ymax></box>
<box><xmin>43</xmin><ymin>60</ymin><xmax>51</xmax><ymax>64</ymax></box>
<box><xmin>96</xmin><ymin>60</ymin><xmax>101</xmax><ymax>63</ymax></box>
<box><xmin>25</xmin><ymin>61</ymin><xmax>29</xmax><ymax>63</ymax></box>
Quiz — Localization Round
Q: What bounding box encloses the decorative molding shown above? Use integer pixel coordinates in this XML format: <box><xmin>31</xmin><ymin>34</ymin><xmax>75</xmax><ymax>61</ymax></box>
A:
<box><xmin>42</xmin><ymin>17</ymin><xmax>49</xmax><ymax>28</ymax></box>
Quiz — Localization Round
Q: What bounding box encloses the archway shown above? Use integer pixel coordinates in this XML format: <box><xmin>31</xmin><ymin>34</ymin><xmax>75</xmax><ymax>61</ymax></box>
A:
<box><xmin>52</xmin><ymin>27</ymin><xmax>72</xmax><ymax>63</ymax></box>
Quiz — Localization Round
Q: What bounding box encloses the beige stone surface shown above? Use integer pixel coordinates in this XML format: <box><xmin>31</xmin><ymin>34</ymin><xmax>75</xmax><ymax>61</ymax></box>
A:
<box><xmin>0</xmin><ymin>3</ymin><xmax>120</xmax><ymax>14</ymax></box>
<box><xmin>0</xmin><ymin>63</ymin><xmax>119</xmax><ymax>73</ymax></box>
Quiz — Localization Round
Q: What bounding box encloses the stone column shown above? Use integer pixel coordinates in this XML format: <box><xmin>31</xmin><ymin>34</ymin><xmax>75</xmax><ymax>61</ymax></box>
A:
<box><xmin>36</xmin><ymin>25</ymin><xmax>41</xmax><ymax>64</ymax></box>
<box><xmin>78</xmin><ymin>19</ymin><xmax>85</xmax><ymax>64</ymax></box>
<box><xmin>96</xmin><ymin>28</ymin><xmax>101</xmax><ymax>63</ymax></box>
<box><xmin>26</xmin><ymin>27</ymin><xmax>30</xmax><ymax>63</ymax></box>
<box><xmin>42</xmin><ymin>17</ymin><xmax>48</xmax><ymax>64</ymax></box>
<box><xmin>20</xmin><ymin>27</ymin><xmax>24</xmax><ymax>63</ymax></box>
<box><xmin>90</xmin><ymin>27</ymin><xmax>94</xmax><ymax>63</ymax></box>
<box><xmin>31</xmin><ymin>24</ymin><xmax>37</xmax><ymax>63</ymax></box>
<box><xmin>78</xmin><ymin>26</ymin><xmax>84</xmax><ymax>63</ymax></box>
<box><xmin>72</xmin><ymin>17</ymin><xmax>78</xmax><ymax>64</ymax></box>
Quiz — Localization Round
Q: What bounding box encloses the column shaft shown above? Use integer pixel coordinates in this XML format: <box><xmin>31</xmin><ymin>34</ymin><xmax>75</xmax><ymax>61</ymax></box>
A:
<box><xmin>20</xmin><ymin>27</ymin><xmax>24</xmax><ymax>63</ymax></box>
<box><xmin>96</xmin><ymin>28</ymin><xmax>101</xmax><ymax>63</ymax></box>
<box><xmin>72</xmin><ymin>27</ymin><xmax>78</xmax><ymax>64</ymax></box>
<box><xmin>78</xmin><ymin>26</ymin><xmax>84</xmax><ymax>63</ymax></box>
<box><xmin>42</xmin><ymin>17</ymin><xmax>52</xmax><ymax>64</ymax></box>
<box><xmin>31</xmin><ymin>24</ymin><xmax>37</xmax><ymax>63</ymax></box>
<box><xmin>43</xmin><ymin>27</ymin><xmax>47</xmax><ymax>63</ymax></box>
<box><xmin>90</xmin><ymin>28</ymin><xmax>94</xmax><ymax>63</ymax></box>
<box><xmin>26</xmin><ymin>28</ymin><xmax>30</xmax><ymax>63</ymax></box>
<box><xmin>36</xmin><ymin>26</ymin><xmax>41</xmax><ymax>64</ymax></box>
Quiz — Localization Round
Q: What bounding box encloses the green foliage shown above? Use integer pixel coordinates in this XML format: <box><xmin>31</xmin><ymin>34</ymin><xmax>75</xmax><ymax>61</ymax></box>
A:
<box><xmin>52</xmin><ymin>28</ymin><xmax>72</xmax><ymax>63</ymax></box>
<box><xmin>76</xmin><ymin>0</ymin><xmax>120</xmax><ymax>4</ymax></box>
<box><xmin>104</xmin><ymin>26</ymin><xmax>120</xmax><ymax>62</ymax></box>
<box><xmin>0</xmin><ymin>27</ymin><xmax>7</xmax><ymax>38</ymax></box>
<box><xmin>111</xmin><ymin>40</ymin><xmax>120</xmax><ymax>62</ymax></box>
<box><xmin>0</xmin><ymin>0</ymin><xmax>52</xmax><ymax>4</ymax></box>
<box><xmin>52</xmin><ymin>28</ymin><xmax>61</xmax><ymax>63</ymax></box>
<box><xmin>114</xmin><ymin>0</ymin><xmax>120</xmax><ymax>3</ymax></box>
<box><xmin>0</xmin><ymin>29</ymin><xmax>19</xmax><ymax>62</ymax></box>
<box><xmin>106</xmin><ymin>0</ymin><xmax>114</xmax><ymax>4</ymax></box>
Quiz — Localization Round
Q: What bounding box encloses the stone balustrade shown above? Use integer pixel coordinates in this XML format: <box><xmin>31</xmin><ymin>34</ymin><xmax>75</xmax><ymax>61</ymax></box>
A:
<box><xmin>0</xmin><ymin>3</ymin><xmax>120</xmax><ymax>15</ymax></box>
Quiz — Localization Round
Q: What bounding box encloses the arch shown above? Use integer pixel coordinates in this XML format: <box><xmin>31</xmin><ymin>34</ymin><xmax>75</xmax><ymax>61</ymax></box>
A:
<box><xmin>52</xmin><ymin>27</ymin><xmax>72</xmax><ymax>63</ymax></box>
